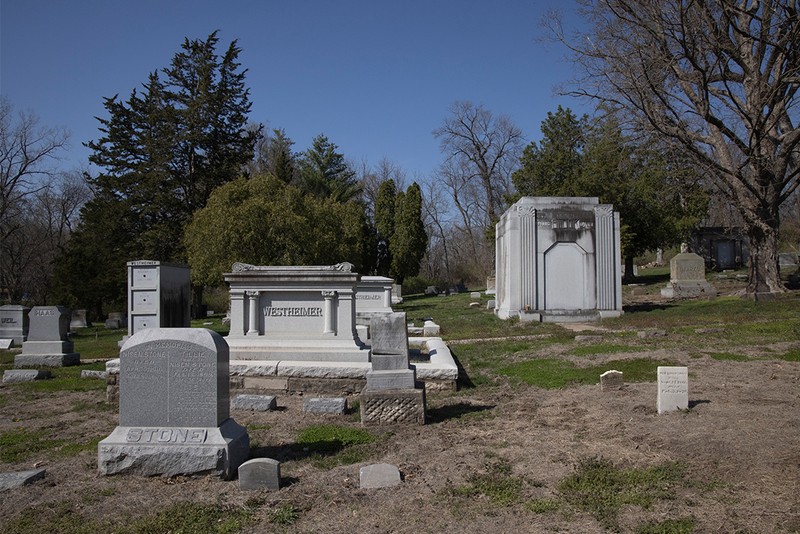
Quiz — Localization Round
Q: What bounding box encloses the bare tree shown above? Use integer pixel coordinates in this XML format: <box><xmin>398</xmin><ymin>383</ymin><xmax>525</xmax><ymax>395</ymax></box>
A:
<box><xmin>556</xmin><ymin>0</ymin><xmax>800</xmax><ymax>294</ymax></box>
<box><xmin>357</xmin><ymin>157</ymin><xmax>407</xmax><ymax>219</ymax></box>
<box><xmin>0</xmin><ymin>98</ymin><xmax>69</xmax><ymax>242</ymax></box>
<box><xmin>433</xmin><ymin>101</ymin><xmax>524</xmax><ymax>230</ymax></box>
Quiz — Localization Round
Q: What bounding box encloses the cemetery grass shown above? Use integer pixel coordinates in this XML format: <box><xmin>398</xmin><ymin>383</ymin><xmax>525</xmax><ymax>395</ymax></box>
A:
<box><xmin>1</xmin><ymin>282</ymin><xmax>800</xmax><ymax>532</ymax></box>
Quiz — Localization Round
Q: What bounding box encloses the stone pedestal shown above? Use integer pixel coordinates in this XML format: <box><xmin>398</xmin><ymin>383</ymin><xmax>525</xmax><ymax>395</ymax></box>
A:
<box><xmin>15</xmin><ymin>306</ymin><xmax>79</xmax><ymax>368</ymax></box>
<box><xmin>98</xmin><ymin>328</ymin><xmax>248</xmax><ymax>479</ymax></box>
<box><xmin>360</xmin><ymin>312</ymin><xmax>425</xmax><ymax>425</ymax></box>
<box><xmin>660</xmin><ymin>252</ymin><xmax>715</xmax><ymax>298</ymax></box>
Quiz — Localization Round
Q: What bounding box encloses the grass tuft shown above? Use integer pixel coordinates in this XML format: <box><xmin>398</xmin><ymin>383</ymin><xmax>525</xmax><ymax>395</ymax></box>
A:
<box><xmin>454</xmin><ymin>460</ymin><xmax>525</xmax><ymax>506</ymax></box>
<box><xmin>557</xmin><ymin>457</ymin><xmax>685</xmax><ymax>529</ymax></box>
<box><xmin>636</xmin><ymin>517</ymin><xmax>696</xmax><ymax>534</ymax></box>
<box><xmin>294</xmin><ymin>424</ymin><xmax>379</xmax><ymax>469</ymax></box>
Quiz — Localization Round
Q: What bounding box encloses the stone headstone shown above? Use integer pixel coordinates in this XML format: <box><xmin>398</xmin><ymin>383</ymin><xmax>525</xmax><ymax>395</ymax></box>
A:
<box><xmin>98</xmin><ymin>328</ymin><xmax>249</xmax><ymax>479</ymax></box>
<box><xmin>0</xmin><ymin>469</ymin><xmax>46</xmax><ymax>491</ymax></box>
<box><xmin>660</xmin><ymin>253</ymin><xmax>715</xmax><ymax>298</ymax></box>
<box><xmin>470</xmin><ymin>292</ymin><xmax>481</xmax><ymax>299</ymax></box>
<box><xmin>391</xmin><ymin>283</ymin><xmax>403</xmax><ymax>304</ymax></box>
<box><xmin>359</xmin><ymin>463</ymin><xmax>401</xmax><ymax>489</ymax></box>
<box><xmin>422</xmin><ymin>320</ymin><xmax>440</xmax><ymax>337</ymax></box>
<box><xmin>486</xmin><ymin>300</ymin><xmax>496</xmax><ymax>310</ymax></box>
<box><xmin>70</xmin><ymin>309</ymin><xmax>89</xmax><ymax>329</ymax></box>
<box><xmin>600</xmin><ymin>370</ymin><xmax>624</xmax><ymax>391</ymax></box>
<box><xmin>0</xmin><ymin>304</ymin><xmax>29</xmax><ymax>346</ymax></box>
<box><xmin>232</xmin><ymin>394</ymin><xmax>277</xmax><ymax>411</ymax></box>
<box><xmin>362</xmin><ymin>312</ymin><xmax>425</xmax><ymax>425</ymax></box>
<box><xmin>657</xmin><ymin>366</ymin><xmax>689</xmax><ymax>414</ymax></box>
<box><xmin>303</xmin><ymin>397</ymin><xmax>347</xmax><ymax>414</ymax></box>
<box><xmin>485</xmin><ymin>276</ymin><xmax>496</xmax><ymax>295</ymax></box>
<box><xmin>0</xmin><ymin>339</ymin><xmax>12</xmax><ymax>350</ymax></box>
<box><xmin>3</xmin><ymin>369</ymin><xmax>52</xmax><ymax>383</ymax></box>
<box><xmin>105</xmin><ymin>319</ymin><xmax>121</xmax><ymax>329</ymax></box>
<box><xmin>239</xmin><ymin>458</ymin><xmax>280</xmax><ymax>491</ymax></box>
<box><xmin>15</xmin><ymin>306</ymin><xmax>79</xmax><ymax>368</ymax></box>
<box><xmin>370</xmin><ymin>312</ymin><xmax>408</xmax><ymax>356</ymax></box>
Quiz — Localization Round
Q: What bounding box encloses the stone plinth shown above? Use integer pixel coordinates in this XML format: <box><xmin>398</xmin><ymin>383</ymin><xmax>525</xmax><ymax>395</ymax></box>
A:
<box><xmin>0</xmin><ymin>305</ymin><xmax>29</xmax><ymax>346</ymax></box>
<box><xmin>660</xmin><ymin>253</ymin><xmax>715</xmax><ymax>298</ymax></box>
<box><xmin>495</xmin><ymin>197</ymin><xmax>623</xmax><ymax>322</ymax></box>
<box><xmin>360</xmin><ymin>388</ymin><xmax>426</xmax><ymax>425</ymax></box>
<box><xmin>16</xmin><ymin>306</ymin><xmax>79</xmax><ymax>368</ymax></box>
<box><xmin>98</xmin><ymin>328</ymin><xmax>248</xmax><ymax>479</ymax></box>
<box><xmin>223</xmin><ymin>263</ymin><xmax>370</xmax><ymax>362</ymax></box>
<box><xmin>359</xmin><ymin>463</ymin><xmax>401</xmax><ymax>489</ymax></box>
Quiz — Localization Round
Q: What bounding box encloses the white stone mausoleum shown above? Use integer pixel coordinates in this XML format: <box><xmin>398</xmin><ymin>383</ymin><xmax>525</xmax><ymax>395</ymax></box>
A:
<box><xmin>494</xmin><ymin>197</ymin><xmax>623</xmax><ymax>322</ymax></box>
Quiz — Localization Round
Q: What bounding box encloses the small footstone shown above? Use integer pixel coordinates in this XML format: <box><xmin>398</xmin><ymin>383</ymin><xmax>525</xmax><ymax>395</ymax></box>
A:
<box><xmin>239</xmin><ymin>458</ymin><xmax>280</xmax><ymax>491</ymax></box>
<box><xmin>3</xmin><ymin>369</ymin><xmax>52</xmax><ymax>383</ymax></box>
<box><xmin>359</xmin><ymin>463</ymin><xmax>401</xmax><ymax>489</ymax></box>
<box><xmin>81</xmin><ymin>370</ymin><xmax>108</xmax><ymax>380</ymax></box>
<box><xmin>0</xmin><ymin>339</ymin><xmax>12</xmax><ymax>350</ymax></box>
<box><xmin>303</xmin><ymin>397</ymin><xmax>347</xmax><ymax>414</ymax></box>
<box><xmin>600</xmin><ymin>370</ymin><xmax>624</xmax><ymax>391</ymax></box>
<box><xmin>470</xmin><ymin>292</ymin><xmax>481</xmax><ymax>299</ymax></box>
<box><xmin>232</xmin><ymin>394</ymin><xmax>277</xmax><ymax>412</ymax></box>
<box><xmin>0</xmin><ymin>469</ymin><xmax>46</xmax><ymax>491</ymax></box>
<box><xmin>469</xmin><ymin>302</ymin><xmax>480</xmax><ymax>308</ymax></box>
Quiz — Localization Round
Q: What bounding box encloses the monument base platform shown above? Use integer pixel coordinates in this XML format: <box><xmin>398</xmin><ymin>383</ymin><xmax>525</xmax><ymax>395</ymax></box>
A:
<box><xmin>225</xmin><ymin>337</ymin><xmax>371</xmax><ymax>363</ymax></box>
<box><xmin>660</xmin><ymin>282</ymin><xmax>716</xmax><ymax>298</ymax></box>
<box><xmin>98</xmin><ymin>418</ymin><xmax>249</xmax><ymax>480</ymax></box>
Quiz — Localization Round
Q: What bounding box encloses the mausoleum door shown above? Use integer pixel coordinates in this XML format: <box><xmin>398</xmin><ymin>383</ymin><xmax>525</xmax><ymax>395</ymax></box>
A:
<box><xmin>543</xmin><ymin>243</ymin><xmax>591</xmax><ymax>310</ymax></box>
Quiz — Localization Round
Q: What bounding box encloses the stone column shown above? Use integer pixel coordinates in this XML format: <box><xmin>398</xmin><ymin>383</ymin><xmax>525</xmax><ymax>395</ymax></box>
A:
<box><xmin>383</xmin><ymin>286</ymin><xmax>392</xmax><ymax>309</ymax></box>
<box><xmin>246</xmin><ymin>291</ymin><xmax>260</xmax><ymax>335</ymax></box>
<box><xmin>322</xmin><ymin>291</ymin><xmax>337</xmax><ymax>334</ymax></box>
<box><xmin>594</xmin><ymin>205</ymin><xmax>618</xmax><ymax>311</ymax></box>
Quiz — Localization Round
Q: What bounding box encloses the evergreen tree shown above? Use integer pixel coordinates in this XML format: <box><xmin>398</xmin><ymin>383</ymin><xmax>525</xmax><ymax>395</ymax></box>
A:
<box><xmin>390</xmin><ymin>183</ymin><xmax>427</xmax><ymax>284</ymax></box>
<box><xmin>55</xmin><ymin>32</ymin><xmax>259</xmax><ymax>315</ymax></box>
<box><xmin>512</xmin><ymin>106</ymin><xmax>587</xmax><ymax>197</ymax></box>
<box><xmin>374</xmin><ymin>179</ymin><xmax>396</xmax><ymax>276</ymax></box>
<box><xmin>298</xmin><ymin>134</ymin><xmax>360</xmax><ymax>202</ymax></box>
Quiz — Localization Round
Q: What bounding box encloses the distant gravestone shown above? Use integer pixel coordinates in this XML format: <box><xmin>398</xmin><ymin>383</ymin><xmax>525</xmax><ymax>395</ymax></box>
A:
<box><xmin>303</xmin><ymin>397</ymin><xmax>347</xmax><ymax>414</ymax></box>
<box><xmin>232</xmin><ymin>394</ymin><xmax>277</xmax><ymax>411</ymax></box>
<box><xmin>15</xmin><ymin>306</ymin><xmax>80</xmax><ymax>368</ymax></box>
<box><xmin>661</xmin><ymin>250</ymin><xmax>715</xmax><ymax>298</ymax></box>
<box><xmin>3</xmin><ymin>369</ymin><xmax>52</xmax><ymax>383</ymax></box>
<box><xmin>359</xmin><ymin>463</ymin><xmax>401</xmax><ymax>489</ymax></box>
<box><xmin>70</xmin><ymin>309</ymin><xmax>89</xmax><ymax>329</ymax></box>
<box><xmin>470</xmin><ymin>292</ymin><xmax>481</xmax><ymax>299</ymax></box>
<box><xmin>0</xmin><ymin>305</ymin><xmax>29</xmax><ymax>346</ymax></box>
<box><xmin>239</xmin><ymin>458</ymin><xmax>280</xmax><ymax>491</ymax></box>
<box><xmin>657</xmin><ymin>366</ymin><xmax>689</xmax><ymax>414</ymax></box>
<box><xmin>98</xmin><ymin>328</ymin><xmax>249</xmax><ymax>479</ymax></box>
<box><xmin>600</xmin><ymin>370</ymin><xmax>624</xmax><ymax>391</ymax></box>
<box><xmin>485</xmin><ymin>276</ymin><xmax>496</xmax><ymax>295</ymax></box>
<box><xmin>0</xmin><ymin>469</ymin><xmax>46</xmax><ymax>491</ymax></box>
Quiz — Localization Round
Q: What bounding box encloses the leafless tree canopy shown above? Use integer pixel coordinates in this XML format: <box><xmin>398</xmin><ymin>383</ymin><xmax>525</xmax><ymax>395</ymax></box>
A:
<box><xmin>558</xmin><ymin>0</ymin><xmax>799</xmax><ymax>292</ymax></box>
<box><xmin>433</xmin><ymin>101</ymin><xmax>524</xmax><ymax>229</ymax></box>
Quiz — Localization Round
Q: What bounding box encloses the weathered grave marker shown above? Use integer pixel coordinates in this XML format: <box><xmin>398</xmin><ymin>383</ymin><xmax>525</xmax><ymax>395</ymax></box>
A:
<box><xmin>98</xmin><ymin>328</ymin><xmax>249</xmax><ymax>479</ymax></box>
<box><xmin>657</xmin><ymin>366</ymin><xmax>689</xmax><ymax>414</ymax></box>
<box><xmin>15</xmin><ymin>306</ymin><xmax>80</xmax><ymax>367</ymax></box>
<box><xmin>0</xmin><ymin>304</ymin><xmax>29</xmax><ymax>346</ymax></box>
<box><xmin>359</xmin><ymin>463</ymin><xmax>401</xmax><ymax>489</ymax></box>
<box><xmin>239</xmin><ymin>458</ymin><xmax>280</xmax><ymax>490</ymax></box>
<box><xmin>600</xmin><ymin>370</ymin><xmax>624</xmax><ymax>391</ymax></box>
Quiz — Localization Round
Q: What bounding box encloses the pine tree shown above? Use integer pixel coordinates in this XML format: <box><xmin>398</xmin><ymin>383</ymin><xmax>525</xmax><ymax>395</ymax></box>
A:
<box><xmin>298</xmin><ymin>134</ymin><xmax>360</xmax><ymax>202</ymax></box>
<box><xmin>374</xmin><ymin>179</ymin><xmax>396</xmax><ymax>276</ymax></box>
<box><xmin>390</xmin><ymin>183</ymin><xmax>427</xmax><ymax>284</ymax></box>
<box><xmin>55</xmin><ymin>32</ymin><xmax>259</xmax><ymax>315</ymax></box>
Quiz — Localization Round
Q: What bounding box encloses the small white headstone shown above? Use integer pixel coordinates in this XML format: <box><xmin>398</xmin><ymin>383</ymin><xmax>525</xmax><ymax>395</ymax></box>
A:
<box><xmin>657</xmin><ymin>366</ymin><xmax>688</xmax><ymax>414</ymax></box>
<box><xmin>359</xmin><ymin>463</ymin><xmax>401</xmax><ymax>489</ymax></box>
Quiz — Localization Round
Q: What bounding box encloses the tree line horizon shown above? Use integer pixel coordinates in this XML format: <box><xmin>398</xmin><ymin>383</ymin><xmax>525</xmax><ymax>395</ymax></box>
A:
<box><xmin>2</xmin><ymin>1</ymin><xmax>798</xmax><ymax>316</ymax></box>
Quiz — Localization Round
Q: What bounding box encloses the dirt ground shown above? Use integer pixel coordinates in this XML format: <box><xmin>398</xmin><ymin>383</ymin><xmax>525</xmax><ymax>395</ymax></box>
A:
<box><xmin>1</xmin><ymin>296</ymin><xmax>799</xmax><ymax>533</ymax></box>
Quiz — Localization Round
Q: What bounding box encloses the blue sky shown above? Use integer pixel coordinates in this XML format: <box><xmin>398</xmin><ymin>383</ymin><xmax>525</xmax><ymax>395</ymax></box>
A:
<box><xmin>1</xmin><ymin>0</ymin><xmax>589</xmax><ymax>181</ymax></box>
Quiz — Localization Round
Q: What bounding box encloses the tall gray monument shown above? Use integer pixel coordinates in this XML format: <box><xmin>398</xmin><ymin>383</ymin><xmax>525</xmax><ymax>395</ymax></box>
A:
<box><xmin>127</xmin><ymin>260</ymin><xmax>191</xmax><ymax>337</ymax></box>
<box><xmin>495</xmin><ymin>197</ymin><xmax>623</xmax><ymax>322</ymax></box>
<box><xmin>98</xmin><ymin>328</ymin><xmax>249</xmax><ymax>479</ymax></box>
<box><xmin>15</xmin><ymin>306</ymin><xmax>80</xmax><ymax>367</ymax></box>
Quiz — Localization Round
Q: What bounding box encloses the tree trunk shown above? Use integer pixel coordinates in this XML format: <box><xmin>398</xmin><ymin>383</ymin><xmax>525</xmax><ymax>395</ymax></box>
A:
<box><xmin>745</xmin><ymin>220</ymin><xmax>785</xmax><ymax>295</ymax></box>
<box><xmin>192</xmin><ymin>284</ymin><xmax>205</xmax><ymax>320</ymax></box>
<box><xmin>623</xmin><ymin>255</ymin><xmax>636</xmax><ymax>283</ymax></box>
